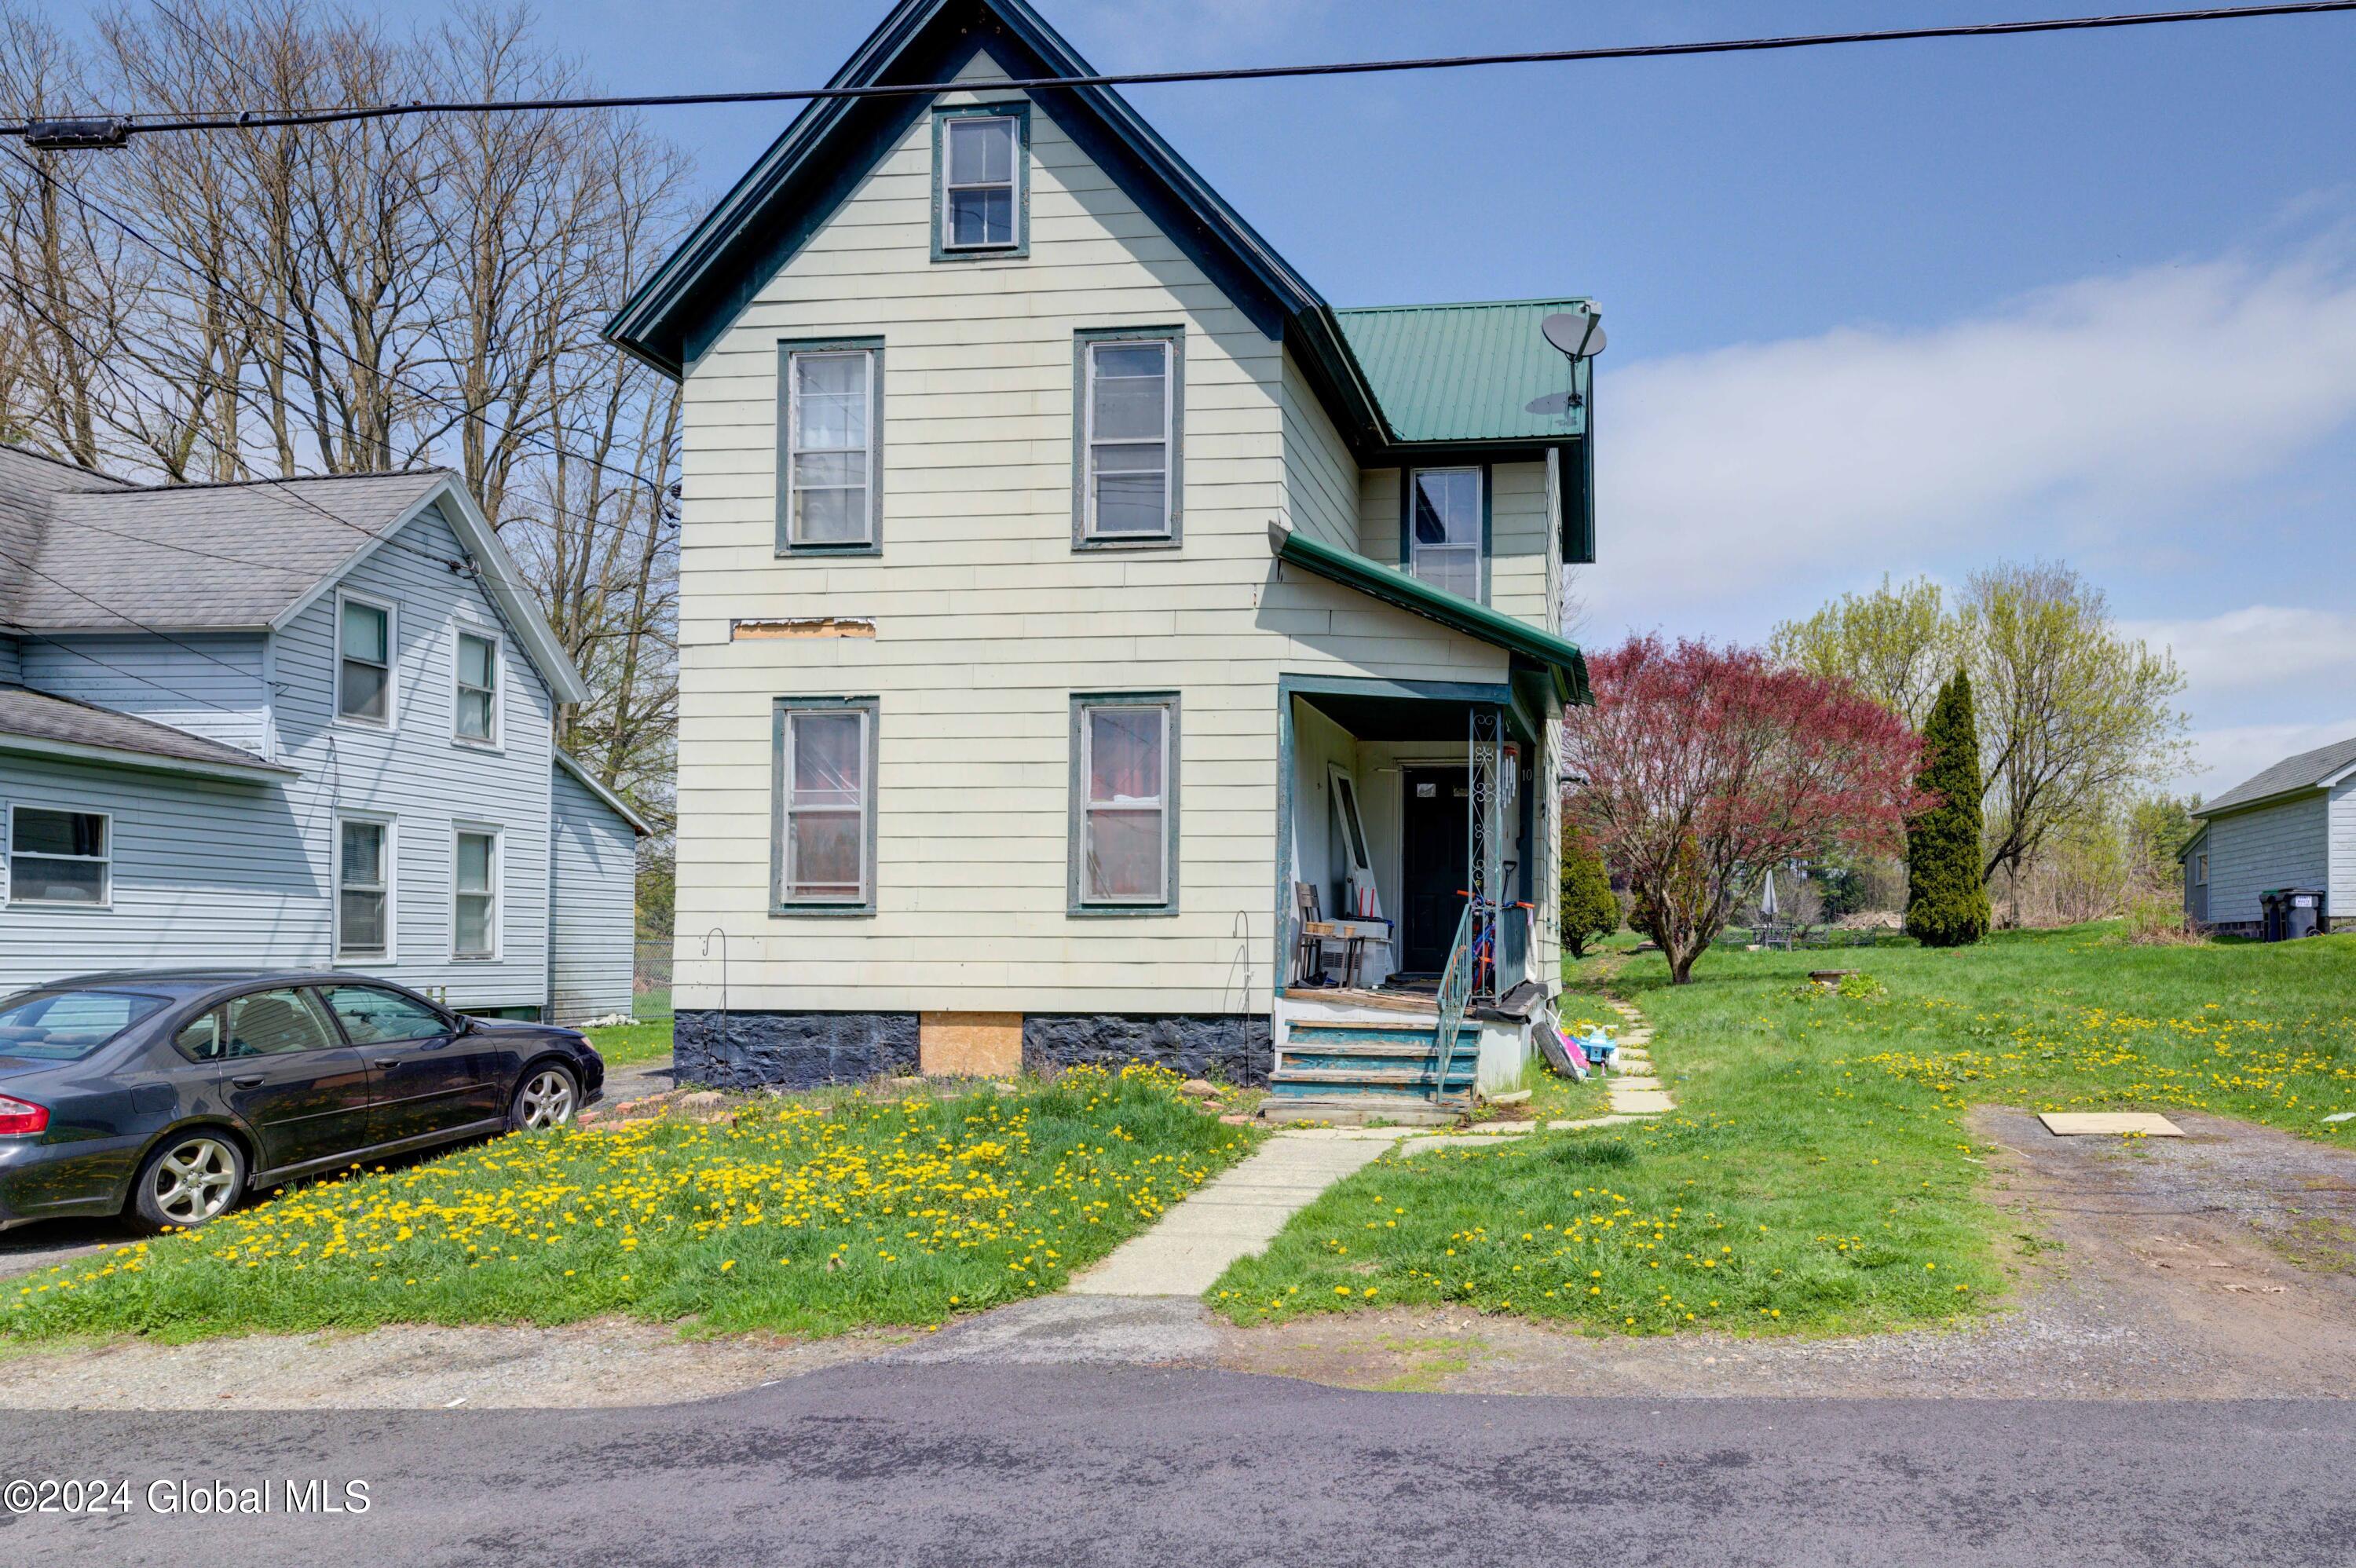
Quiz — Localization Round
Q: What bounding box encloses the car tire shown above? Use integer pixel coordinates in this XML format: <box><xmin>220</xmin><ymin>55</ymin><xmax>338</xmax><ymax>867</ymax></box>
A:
<box><xmin>509</xmin><ymin>1062</ymin><xmax>579</xmax><ymax>1132</ymax></box>
<box><xmin>129</xmin><ymin>1131</ymin><xmax>247</xmax><ymax>1232</ymax></box>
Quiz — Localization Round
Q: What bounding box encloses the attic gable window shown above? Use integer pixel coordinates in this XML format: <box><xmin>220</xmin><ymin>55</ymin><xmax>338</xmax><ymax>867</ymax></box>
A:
<box><xmin>932</xmin><ymin>105</ymin><xmax>1028</xmax><ymax>260</ymax></box>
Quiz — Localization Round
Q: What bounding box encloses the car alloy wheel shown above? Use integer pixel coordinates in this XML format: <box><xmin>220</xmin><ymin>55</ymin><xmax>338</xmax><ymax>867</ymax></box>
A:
<box><xmin>151</xmin><ymin>1136</ymin><xmax>240</xmax><ymax>1226</ymax></box>
<box><xmin>516</xmin><ymin>1069</ymin><xmax>576</xmax><ymax>1130</ymax></box>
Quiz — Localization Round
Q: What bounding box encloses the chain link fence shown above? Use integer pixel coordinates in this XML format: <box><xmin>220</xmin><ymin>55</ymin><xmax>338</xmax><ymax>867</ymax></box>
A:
<box><xmin>634</xmin><ymin>938</ymin><xmax>674</xmax><ymax>1017</ymax></box>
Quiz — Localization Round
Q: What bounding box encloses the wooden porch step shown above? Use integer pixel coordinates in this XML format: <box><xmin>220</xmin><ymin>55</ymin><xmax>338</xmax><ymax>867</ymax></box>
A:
<box><xmin>1269</xmin><ymin>1066</ymin><xmax>1473</xmax><ymax>1088</ymax></box>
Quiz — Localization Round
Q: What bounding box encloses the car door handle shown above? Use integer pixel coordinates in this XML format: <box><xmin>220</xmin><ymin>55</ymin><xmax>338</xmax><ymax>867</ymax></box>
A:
<box><xmin>231</xmin><ymin>1074</ymin><xmax>265</xmax><ymax>1088</ymax></box>
<box><xmin>373</xmin><ymin>1058</ymin><xmax>401</xmax><ymax>1070</ymax></box>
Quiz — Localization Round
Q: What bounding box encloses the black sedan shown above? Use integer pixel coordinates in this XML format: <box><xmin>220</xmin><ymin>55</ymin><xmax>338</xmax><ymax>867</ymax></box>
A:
<box><xmin>0</xmin><ymin>970</ymin><xmax>604</xmax><ymax>1231</ymax></box>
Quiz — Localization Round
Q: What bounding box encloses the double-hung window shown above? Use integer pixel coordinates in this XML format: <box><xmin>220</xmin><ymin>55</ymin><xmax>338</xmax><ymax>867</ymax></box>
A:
<box><xmin>936</xmin><ymin>108</ymin><xmax>1024</xmax><ymax>254</ymax></box>
<box><xmin>337</xmin><ymin>817</ymin><xmax>392</xmax><ymax>960</ymax></box>
<box><xmin>7</xmin><ymin>806</ymin><xmax>109</xmax><ymax>906</ymax></box>
<box><xmin>775</xmin><ymin>700</ymin><xmax>876</xmax><ymax>911</ymax></box>
<box><xmin>1070</xmin><ymin>696</ymin><xmax>1178</xmax><ymax>913</ymax></box>
<box><xmin>454</xmin><ymin>629</ymin><xmax>499</xmax><ymax>745</ymax></box>
<box><xmin>338</xmin><ymin>594</ymin><xmax>394</xmax><ymax>724</ymax></box>
<box><xmin>452</xmin><ymin>828</ymin><xmax>498</xmax><ymax>959</ymax></box>
<box><xmin>780</xmin><ymin>342</ymin><xmax>882</xmax><ymax>550</ymax></box>
<box><xmin>1406</xmin><ymin>467</ymin><xmax>1484</xmax><ymax>601</ymax></box>
<box><xmin>1077</xmin><ymin>331</ymin><xmax>1180</xmax><ymax>545</ymax></box>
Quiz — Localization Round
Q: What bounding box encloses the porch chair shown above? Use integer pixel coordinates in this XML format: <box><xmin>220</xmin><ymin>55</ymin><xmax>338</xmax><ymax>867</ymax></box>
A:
<box><xmin>1293</xmin><ymin>883</ymin><xmax>1344</xmax><ymax>987</ymax></box>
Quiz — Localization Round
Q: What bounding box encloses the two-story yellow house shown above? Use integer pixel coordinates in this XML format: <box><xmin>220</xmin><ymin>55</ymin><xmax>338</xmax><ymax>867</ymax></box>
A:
<box><xmin>607</xmin><ymin>0</ymin><xmax>1596</xmax><ymax>1119</ymax></box>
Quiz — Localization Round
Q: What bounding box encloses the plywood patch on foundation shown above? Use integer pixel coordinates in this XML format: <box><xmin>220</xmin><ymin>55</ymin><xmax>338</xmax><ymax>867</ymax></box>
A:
<box><xmin>921</xmin><ymin>1011</ymin><xmax>1023</xmax><ymax>1076</ymax></box>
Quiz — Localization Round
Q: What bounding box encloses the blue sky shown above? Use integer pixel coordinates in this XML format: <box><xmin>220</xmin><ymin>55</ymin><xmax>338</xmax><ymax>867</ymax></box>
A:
<box><xmin>397</xmin><ymin>1</ymin><xmax>2356</xmax><ymax>792</ymax></box>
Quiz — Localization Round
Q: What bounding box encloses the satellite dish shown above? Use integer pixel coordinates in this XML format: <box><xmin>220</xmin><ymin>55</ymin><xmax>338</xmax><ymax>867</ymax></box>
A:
<box><xmin>1542</xmin><ymin>309</ymin><xmax>1606</xmax><ymax>359</ymax></box>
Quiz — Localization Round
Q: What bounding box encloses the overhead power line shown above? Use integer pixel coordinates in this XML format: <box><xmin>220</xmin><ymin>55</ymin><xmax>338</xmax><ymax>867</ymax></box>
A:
<box><xmin>7</xmin><ymin>2</ymin><xmax>2354</xmax><ymax>141</ymax></box>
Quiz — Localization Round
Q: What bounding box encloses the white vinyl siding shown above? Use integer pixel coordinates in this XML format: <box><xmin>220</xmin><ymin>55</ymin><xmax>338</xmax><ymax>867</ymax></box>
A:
<box><xmin>671</xmin><ymin>53</ymin><xmax>1527</xmax><ymax>1016</ymax></box>
<box><xmin>548</xmin><ymin>760</ymin><xmax>639</xmax><ymax>1023</ymax></box>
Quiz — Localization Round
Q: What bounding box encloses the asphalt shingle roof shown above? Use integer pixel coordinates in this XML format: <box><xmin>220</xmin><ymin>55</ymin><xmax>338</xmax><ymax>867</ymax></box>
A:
<box><xmin>0</xmin><ymin>456</ymin><xmax>445</xmax><ymax>630</ymax></box>
<box><xmin>1333</xmin><ymin>299</ymin><xmax>1594</xmax><ymax>445</ymax></box>
<box><xmin>0</xmin><ymin>684</ymin><xmax>289</xmax><ymax>774</ymax></box>
<box><xmin>2197</xmin><ymin>735</ymin><xmax>2356</xmax><ymax>816</ymax></box>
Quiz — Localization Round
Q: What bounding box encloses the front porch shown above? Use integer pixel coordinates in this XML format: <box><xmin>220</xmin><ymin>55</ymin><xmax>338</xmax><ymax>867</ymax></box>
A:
<box><xmin>1268</xmin><ymin>675</ymin><xmax>1556</xmax><ymax>1120</ymax></box>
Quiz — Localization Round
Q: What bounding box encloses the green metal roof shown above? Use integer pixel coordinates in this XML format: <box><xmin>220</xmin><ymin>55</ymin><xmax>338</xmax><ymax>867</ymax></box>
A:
<box><xmin>1334</xmin><ymin>299</ymin><xmax>1593</xmax><ymax>446</ymax></box>
<box><xmin>1268</xmin><ymin>522</ymin><xmax>1590</xmax><ymax>705</ymax></box>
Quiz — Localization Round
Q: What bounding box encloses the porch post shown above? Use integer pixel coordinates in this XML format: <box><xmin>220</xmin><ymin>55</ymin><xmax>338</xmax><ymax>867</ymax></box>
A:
<box><xmin>1469</xmin><ymin>704</ymin><xmax>1505</xmax><ymax>1003</ymax></box>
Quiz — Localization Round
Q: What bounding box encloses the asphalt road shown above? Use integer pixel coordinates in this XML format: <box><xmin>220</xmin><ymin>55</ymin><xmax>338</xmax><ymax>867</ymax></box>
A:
<box><xmin>2</xmin><ymin>1362</ymin><xmax>2351</xmax><ymax>1567</ymax></box>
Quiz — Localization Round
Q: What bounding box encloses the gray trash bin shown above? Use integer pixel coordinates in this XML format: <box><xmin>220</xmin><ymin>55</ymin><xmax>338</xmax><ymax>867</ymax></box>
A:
<box><xmin>2261</xmin><ymin>887</ymin><xmax>2327</xmax><ymax>941</ymax></box>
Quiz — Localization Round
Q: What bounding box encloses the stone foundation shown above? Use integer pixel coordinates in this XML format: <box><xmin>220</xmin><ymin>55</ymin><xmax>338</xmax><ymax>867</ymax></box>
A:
<box><xmin>1023</xmin><ymin>1013</ymin><xmax>1272</xmax><ymax>1086</ymax></box>
<box><xmin>672</xmin><ymin>1010</ymin><xmax>919</xmax><ymax>1090</ymax></box>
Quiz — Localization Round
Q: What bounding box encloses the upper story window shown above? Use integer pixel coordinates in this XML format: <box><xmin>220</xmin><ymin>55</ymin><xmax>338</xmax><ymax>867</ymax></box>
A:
<box><xmin>7</xmin><ymin>806</ymin><xmax>109</xmax><ymax>907</ymax></box>
<box><xmin>454</xmin><ymin>628</ymin><xmax>499</xmax><ymax>746</ymax></box>
<box><xmin>1407</xmin><ymin>466</ymin><xmax>1484</xmax><ymax>601</ymax></box>
<box><xmin>337</xmin><ymin>594</ymin><xmax>395</xmax><ymax>726</ymax></box>
<box><xmin>1070</xmin><ymin>694</ymin><xmax>1179</xmax><ymax>916</ymax></box>
<box><xmin>778</xmin><ymin>341</ymin><xmax>884</xmax><ymax>552</ymax></box>
<box><xmin>1075</xmin><ymin>330</ymin><xmax>1182</xmax><ymax>548</ymax></box>
<box><xmin>774</xmin><ymin>699</ymin><xmax>877</xmax><ymax>913</ymax></box>
<box><xmin>935</xmin><ymin>107</ymin><xmax>1027</xmax><ymax>258</ymax></box>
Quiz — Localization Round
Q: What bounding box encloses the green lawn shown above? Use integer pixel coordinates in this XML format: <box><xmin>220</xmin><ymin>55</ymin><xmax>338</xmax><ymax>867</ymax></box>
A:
<box><xmin>1212</xmin><ymin>927</ymin><xmax>2356</xmax><ymax>1336</ymax></box>
<box><xmin>5</xmin><ymin>1067</ymin><xmax>1260</xmax><ymax>1343</ymax></box>
<box><xmin>587</xmin><ymin>1016</ymin><xmax>674</xmax><ymax>1069</ymax></box>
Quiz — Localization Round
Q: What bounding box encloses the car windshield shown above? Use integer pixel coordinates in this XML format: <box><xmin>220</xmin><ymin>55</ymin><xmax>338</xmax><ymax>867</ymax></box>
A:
<box><xmin>0</xmin><ymin>988</ymin><xmax>175</xmax><ymax>1060</ymax></box>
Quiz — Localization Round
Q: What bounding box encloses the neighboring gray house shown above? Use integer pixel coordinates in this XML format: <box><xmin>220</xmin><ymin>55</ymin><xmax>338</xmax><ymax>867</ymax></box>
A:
<box><xmin>0</xmin><ymin>445</ymin><xmax>644</xmax><ymax>1021</ymax></box>
<box><xmin>550</xmin><ymin>750</ymin><xmax>653</xmax><ymax>1020</ymax></box>
<box><xmin>2181</xmin><ymin>735</ymin><xmax>2356</xmax><ymax>936</ymax></box>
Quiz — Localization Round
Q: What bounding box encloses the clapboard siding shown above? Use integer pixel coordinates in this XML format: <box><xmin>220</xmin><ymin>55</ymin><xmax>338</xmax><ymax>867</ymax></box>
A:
<box><xmin>0</xmin><ymin>634</ymin><xmax>18</xmax><ymax>685</ymax></box>
<box><xmin>271</xmin><ymin>503</ymin><xmax>556</xmax><ymax>1010</ymax></box>
<box><xmin>671</xmin><ymin>55</ymin><xmax>1521</xmax><ymax>1016</ymax></box>
<box><xmin>548</xmin><ymin>762</ymin><xmax>638</xmax><ymax>1022</ymax></box>
<box><xmin>2199</xmin><ymin>795</ymin><xmax>2329</xmax><ymax>927</ymax></box>
<box><xmin>17</xmin><ymin>630</ymin><xmax>271</xmax><ymax>755</ymax></box>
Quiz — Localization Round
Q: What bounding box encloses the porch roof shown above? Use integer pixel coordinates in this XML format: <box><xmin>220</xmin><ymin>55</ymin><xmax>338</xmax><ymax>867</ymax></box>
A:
<box><xmin>1267</xmin><ymin>521</ymin><xmax>1590</xmax><ymax>705</ymax></box>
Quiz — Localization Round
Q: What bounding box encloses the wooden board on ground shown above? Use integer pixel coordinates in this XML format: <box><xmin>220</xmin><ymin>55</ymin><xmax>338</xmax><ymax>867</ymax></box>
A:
<box><xmin>2038</xmin><ymin>1112</ymin><xmax>2184</xmax><ymax>1138</ymax></box>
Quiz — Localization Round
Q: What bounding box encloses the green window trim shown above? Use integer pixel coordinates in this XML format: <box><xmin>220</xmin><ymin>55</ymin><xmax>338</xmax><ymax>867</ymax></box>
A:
<box><xmin>1067</xmin><ymin>692</ymin><xmax>1181</xmax><ymax>917</ymax></box>
<box><xmin>1399</xmin><ymin>462</ymin><xmax>1491</xmax><ymax>605</ymax></box>
<box><xmin>1071</xmin><ymin>325</ymin><xmax>1184</xmax><ymax>552</ymax></box>
<box><xmin>931</xmin><ymin>103</ymin><xmax>1031</xmax><ymax>262</ymax></box>
<box><xmin>770</xmin><ymin>696</ymin><xmax>881</xmax><ymax>918</ymax></box>
<box><xmin>776</xmin><ymin>337</ymin><xmax>886</xmax><ymax>557</ymax></box>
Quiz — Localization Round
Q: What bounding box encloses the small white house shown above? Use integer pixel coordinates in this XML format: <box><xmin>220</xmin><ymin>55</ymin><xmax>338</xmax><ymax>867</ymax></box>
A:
<box><xmin>2182</xmin><ymin>735</ymin><xmax>2356</xmax><ymax>936</ymax></box>
<box><xmin>0</xmin><ymin>446</ymin><xmax>647</xmax><ymax>1021</ymax></box>
<box><xmin>608</xmin><ymin>0</ymin><xmax>1595</xmax><ymax>1107</ymax></box>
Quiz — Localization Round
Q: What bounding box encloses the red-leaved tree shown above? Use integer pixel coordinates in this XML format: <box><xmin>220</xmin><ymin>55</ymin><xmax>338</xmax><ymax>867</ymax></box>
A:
<box><xmin>1563</xmin><ymin>634</ymin><xmax>1927</xmax><ymax>984</ymax></box>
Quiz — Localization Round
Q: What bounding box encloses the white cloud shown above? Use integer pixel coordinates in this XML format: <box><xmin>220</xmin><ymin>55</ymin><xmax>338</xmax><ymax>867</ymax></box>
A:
<box><xmin>2181</xmin><ymin>716</ymin><xmax>2356</xmax><ymax>802</ymax></box>
<box><xmin>1593</xmin><ymin>248</ymin><xmax>2356</xmax><ymax>624</ymax></box>
<box><xmin>2120</xmin><ymin>605</ymin><xmax>2356</xmax><ymax>693</ymax></box>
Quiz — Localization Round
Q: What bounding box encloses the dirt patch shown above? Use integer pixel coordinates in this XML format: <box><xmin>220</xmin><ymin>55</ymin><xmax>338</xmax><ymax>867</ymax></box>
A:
<box><xmin>1202</xmin><ymin>1106</ymin><xmax>2356</xmax><ymax>1399</ymax></box>
<box><xmin>0</xmin><ymin>1318</ymin><xmax>905</xmax><ymax>1410</ymax></box>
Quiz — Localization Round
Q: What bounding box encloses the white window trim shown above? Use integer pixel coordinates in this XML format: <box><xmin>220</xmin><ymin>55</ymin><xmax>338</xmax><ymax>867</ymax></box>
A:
<box><xmin>450</xmin><ymin>823</ymin><xmax>502</xmax><ymax>962</ymax></box>
<box><xmin>1407</xmin><ymin>466</ymin><xmax>1485</xmax><ymax>601</ymax></box>
<box><xmin>941</xmin><ymin>113</ymin><xmax>1021</xmax><ymax>252</ymax></box>
<box><xmin>4</xmin><ymin>802</ymin><xmax>112</xmax><ymax>910</ymax></box>
<box><xmin>1078</xmin><ymin>701</ymin><xmax>1171</xmax><ymax>906</ymax></box>
<box><xmin>452</xmin><ymin>623</ymin><xmax>503</xmax><ymax>750</ymax></box>
<box><xmin>333</xmin><ymin>812</ymin><xmax>397</xmax><ymax>965</ymax></box>
<box><xmin>335</xmin><ymin>589</ymin><xmax>399</xmax><ymax>730</ymax></box>
<box><xmin>779</xmin><ymin>704</ymin><xmax>873</xmax><ymax>908</ymax></box>
<box><xmin>785</xmin><ymin>348</ymin><xmax>878</xmax><ymax>549</ymax></box>
<box><xmin>1082</xmin><ymin>339</ymin><xmax>1175</xmax><ymax>541</ymax></box>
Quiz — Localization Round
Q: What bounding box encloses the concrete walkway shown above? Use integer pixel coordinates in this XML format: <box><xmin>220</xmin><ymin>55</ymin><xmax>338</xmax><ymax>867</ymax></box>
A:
<box><xmin>1067</xmin><ymin>996</ymin><xmax>1677</xmax><ymax>1291</ymax></box>
<box><xmin>1066</xmin><ymin>1131</ymin><xmax>1403</xmax><ymax>1296</ymax></box>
